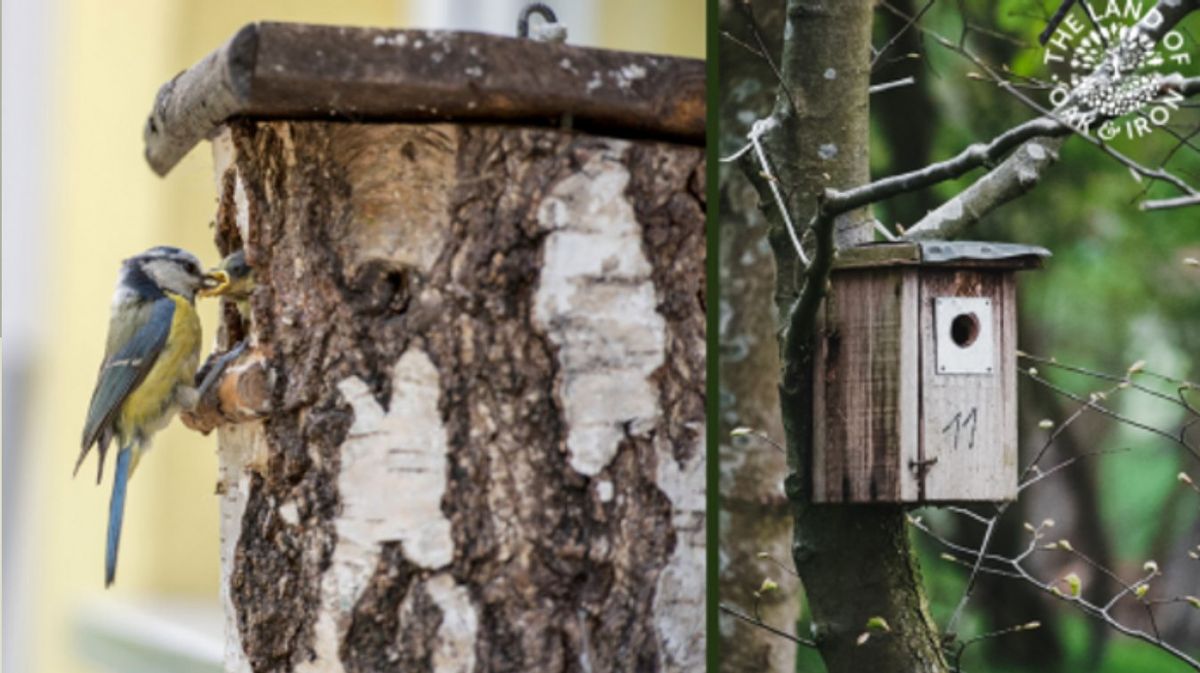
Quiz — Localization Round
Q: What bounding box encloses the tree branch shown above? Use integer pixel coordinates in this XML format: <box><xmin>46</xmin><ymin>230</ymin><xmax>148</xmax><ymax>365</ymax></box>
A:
<box><xmin>823</xmin><ymin>117</ymin><xmax>1069</xmax><ymax>214</ymax></box>
<box><xmin>824</xmin><ymin>22</ymin><xmax>1200</xmax><ymax>236</ymax></box>
<box><xmin>874</xmin><ymin>0</ymin><xmax>1200</xmax><ymax>240</ymax></box>
<box><xmin>1141</xmin><ymin>194</ymin><xmax>1200</xmax><ymax>211</ymax></box>
<box><xmin>903</xmin><ymin>137</ymin><xmax>1065</xmax><ymax>240</ymax></box>
<box><xmin>782</xmin><ymin>213</ymin><xmax>835</xmax><ymax>391</ymax></box>
<box><xmin>914</xmin><ymin>0</ymin><xmax>1200</xmax><ymax>194</ymax></box>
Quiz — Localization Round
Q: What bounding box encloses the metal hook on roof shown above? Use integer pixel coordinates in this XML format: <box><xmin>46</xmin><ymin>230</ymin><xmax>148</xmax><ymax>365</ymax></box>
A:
<box><xmin>517</xmin><ymin>3</ymin><xmax>567</xmax><ymax>43</ymax></box>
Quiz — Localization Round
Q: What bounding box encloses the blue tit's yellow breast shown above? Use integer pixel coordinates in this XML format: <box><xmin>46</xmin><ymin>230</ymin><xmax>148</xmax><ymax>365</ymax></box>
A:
<box><xmin>119</xmin><ymin>293</ymin><xmax>202</xmax><ymax>446</ymax></box>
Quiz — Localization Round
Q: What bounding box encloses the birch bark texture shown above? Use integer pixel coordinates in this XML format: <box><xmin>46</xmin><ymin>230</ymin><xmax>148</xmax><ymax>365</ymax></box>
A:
<box><xmin>206</xmin><ymin>120</ymin><xmax>705</xmax><ymax>673</ymax></box>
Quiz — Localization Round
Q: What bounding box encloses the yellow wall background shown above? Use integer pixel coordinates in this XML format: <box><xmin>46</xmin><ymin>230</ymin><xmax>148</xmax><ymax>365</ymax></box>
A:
<box><xmin>15</xmin><ymin>1</ymin><xmax>703</xmax><ymax>672</ymax></box>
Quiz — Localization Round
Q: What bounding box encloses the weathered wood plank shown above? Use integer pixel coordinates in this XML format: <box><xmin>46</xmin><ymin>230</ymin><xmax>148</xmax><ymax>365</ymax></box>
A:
<box><xmin>918</xmin><ymin>270</ymin><xmax>1018</xmax><ymax>502</ymax></box>
<box><xmin>898</xmin><ymin>271</ymin><xmax>921</xmax><ymax>501</ymax></box>
<box><xmin>833</xmin><ymin>241</ymin><xmax>1049</xmax><ymax>271</ymax></box>
<box><xmin>143</xmin><ymin>22</ymin><xmax>705</xmax><ymax>175</ymax></box>
<box><xmin>814</xmin><ymin>271</ymin><xmax>908</xmax><ymax>502</ymax></box>
<box><xmin>833</xmin><ymin>242</ymin><xmax>922</xmax><ymax>269</ymax></box>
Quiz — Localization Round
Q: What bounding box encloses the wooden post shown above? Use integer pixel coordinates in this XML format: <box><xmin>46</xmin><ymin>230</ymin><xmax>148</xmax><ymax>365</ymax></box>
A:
<box><xmin>153</xmin><ymin>24</ymin><xmax>705</xmax><ymax>672</ymax></box>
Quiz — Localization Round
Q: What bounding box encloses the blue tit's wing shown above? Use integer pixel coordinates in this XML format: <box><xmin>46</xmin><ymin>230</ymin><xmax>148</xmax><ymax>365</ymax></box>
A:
<box><xmin>77</xmin><ymin>297</ymin><xmax>175</xmax><ymax>482</ymax></box>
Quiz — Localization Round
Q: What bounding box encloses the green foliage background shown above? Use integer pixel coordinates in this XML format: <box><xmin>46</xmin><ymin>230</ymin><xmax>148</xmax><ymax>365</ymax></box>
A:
<box><xmin>800</xmin><ymin>1</ymin><xmax>1200</xmax><ymax>670</ymax></box>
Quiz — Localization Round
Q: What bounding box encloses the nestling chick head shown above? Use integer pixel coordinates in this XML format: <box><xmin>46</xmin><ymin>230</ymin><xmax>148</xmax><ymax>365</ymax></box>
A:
<box><xmin>199</xmin><ymin>249</ymin><xmax>255</xmax><ymax>300</ymax></box>
<box><xmin>124</xmin><ymin>246</ymin><xmax>218</xmax><ymax>300</ymax></box>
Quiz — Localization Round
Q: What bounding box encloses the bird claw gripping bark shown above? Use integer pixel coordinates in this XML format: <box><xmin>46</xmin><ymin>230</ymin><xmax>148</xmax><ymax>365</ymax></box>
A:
<box><xmin>181</xmin><ymin>341</ymin><xmax>271</xmax><ymax>434</ymax></box>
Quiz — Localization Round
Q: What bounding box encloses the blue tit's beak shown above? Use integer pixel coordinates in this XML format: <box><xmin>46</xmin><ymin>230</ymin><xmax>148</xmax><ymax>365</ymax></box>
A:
<box><xmin>197</xmin><ymin>271</ymin><xmax>228</xmax><ymax>298</ymax></box>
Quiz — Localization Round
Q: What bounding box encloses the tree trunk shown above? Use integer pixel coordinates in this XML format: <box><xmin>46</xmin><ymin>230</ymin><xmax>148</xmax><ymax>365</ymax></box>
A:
<box><xmin>757</xmin><ymin>2</ymin><xmax>949</xmax><ymax>671</ymax></box>
<box><xmin>716</xmin><ymin>3</ymin><xmax>802</xmax><ymax>671</ymax></box>
<box><xmin>205</xmin><ymin>120</ymin><xmax>706</xmax><ymax>673</ymax></box>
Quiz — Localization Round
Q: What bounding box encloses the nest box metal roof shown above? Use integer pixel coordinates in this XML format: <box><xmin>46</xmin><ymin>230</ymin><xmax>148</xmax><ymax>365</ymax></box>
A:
<box><xmin>833</xmin><ymin>241</ymin><xmax>1051</xmax><ymax>271</ymax></box>
<box><xmin>142</xmin><ymin>22</ymin><xmax>705</xmax><ymax>176</ymax></box>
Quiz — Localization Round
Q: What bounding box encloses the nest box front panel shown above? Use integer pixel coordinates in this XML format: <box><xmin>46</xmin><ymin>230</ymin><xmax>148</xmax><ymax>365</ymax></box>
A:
<box><xmin>918</xmin><ymin>270</ymin><xmax>1018</xmax><ymax>502</ymax></box>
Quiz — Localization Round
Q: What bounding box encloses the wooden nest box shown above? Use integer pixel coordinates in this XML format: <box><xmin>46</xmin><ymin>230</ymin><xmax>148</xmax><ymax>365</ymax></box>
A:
<box><xmin>813</xmin><ymin>241</ymin><xmax>1049</xmax><ymax>504</ymax></box>
<box><xmin>139</xmin><ymin>21</ymin><xmax>707</xmax><ymax>671</ymax></box>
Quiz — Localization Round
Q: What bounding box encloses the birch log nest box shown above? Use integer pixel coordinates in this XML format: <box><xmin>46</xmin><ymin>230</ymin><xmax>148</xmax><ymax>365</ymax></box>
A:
<box><xmin>146</xmin><ymin>22</ymin><xmax>705</xmax><ymax>672</ymax></box>
<box><xmin>813</xmin><ymin>241</ymin><xmax>1049</xmax><ymax>504</ymax></box>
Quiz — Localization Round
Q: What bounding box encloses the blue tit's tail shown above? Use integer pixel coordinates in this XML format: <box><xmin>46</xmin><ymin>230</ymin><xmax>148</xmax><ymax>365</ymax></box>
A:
<box><xmin>105</xmin><ymin>446</ymin><xmax>132</xmax><ymax>588</ymax></box>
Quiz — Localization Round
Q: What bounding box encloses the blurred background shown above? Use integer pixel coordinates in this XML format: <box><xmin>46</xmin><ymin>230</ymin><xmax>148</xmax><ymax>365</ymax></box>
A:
<box><xmin>719</xmin><ymin>1</ymin><xmax>1200</xmax><ymax>671</ymax></box>
<box><xmin>1</xmin><ymin>1</ymin><xmax>703</xmax><ymax>671</ymax></box>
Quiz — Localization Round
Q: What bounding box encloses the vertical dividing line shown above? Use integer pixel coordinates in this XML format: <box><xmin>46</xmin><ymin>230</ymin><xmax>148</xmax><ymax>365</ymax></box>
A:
<box><xmin>917</xmin><ymin>277</ymin><xmax>927</xmax><ymax>503</ymax></box>
<box><xmin>704</xmin><ymin>0</ymin><xmax>720</xmax><ymax>668</ymax></box>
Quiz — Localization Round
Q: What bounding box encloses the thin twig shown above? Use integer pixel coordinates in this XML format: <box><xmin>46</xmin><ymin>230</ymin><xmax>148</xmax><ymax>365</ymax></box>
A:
<box><xmin>1017</xmin><ymin>352</ymin><xmax>1192</xmax><ymax>410</ymax></box>
<box><xmin>1142</xmin><ymin>194</ymin><xmax>1200</xmax><ymax>210</ymax></box>
<box><xmin>1022</xmin><ymin>369</ymin><xmax>1200</xmax><ymax>463</ymax></box>
<box><xmin>720</xmin><ymin>141</ymin><xmax>754</xmax><ymax>164</ymax></box>
<box><xmin>720</xmin><ymin>29</ymin><xmax>766</xmax><ymax>59</ymax></box>
<box><xmin>872</xmin><ymin>0</ymin><xmax>935</xmax><ymax>68</ymax></box>
<box><xmin>719</xmin><ymin>603</ymin><xmax>817</xmax><ymax>648</ymax></box>
<box><xmin>755</xmin><ymin>551</ymin><xmax>801</xmax><ymax>578</ymax></box>
<box><xmin>951</xmin><ymin>620</ymin><xmax>1043</xmax><ymax>671</ymax></box>
<box><xmin>945</xmin><ymin>506</ymin><xmax>994</xmax><ymax>525</ymax></box>
<box><xmin>911</xmin><ymin>519</ymin><xmax>1200</xmax><ymax>670</ymax></box>
<box><xmin>732</xmin><ymin>2</ymin><xmax>799</xmax><ymax>119</ymax></box>
<box><xmin>1039</xmin><ymin>0</ymin><xmax>1078</xmax><ymax>45</ymax></box>
<box><xmin>869</xmin><ymin>76</ymin><xmax>917</xmax><ymax>94</ymax></box>
<box><xmin>947</xmin><ymin>516</ymin><xmax>1000</xmax><ymax>632</ymax></box>
<box><xmin>747</xmin><ymin>118</ymin><xmax>809</xmax><ymax>266</ymax></box>
<box><xmin>1018</xmin><ymin>447</ymin><xmax>1132</xmax><ymax>491</ymax></box>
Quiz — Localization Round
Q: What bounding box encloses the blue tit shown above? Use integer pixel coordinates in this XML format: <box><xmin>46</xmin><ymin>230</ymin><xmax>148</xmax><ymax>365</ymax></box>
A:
<box><xmin>76</xmin><ymin>246</ymin><xmax>218</xmax><ymax>586</ymax></box>
<box><xmin>206</xmin><ymin>249</ymin><xmax>254</xmax><ymax>302</ymax></box>
<box><xmin>178</xmin><ymin>249</ymin><xmax>256</xmax><ymax>429</ymax></box>
<box><xmin>205</xmin><ymin>249</ymin><xmax>255</xmax><ymax>324</ymax></box>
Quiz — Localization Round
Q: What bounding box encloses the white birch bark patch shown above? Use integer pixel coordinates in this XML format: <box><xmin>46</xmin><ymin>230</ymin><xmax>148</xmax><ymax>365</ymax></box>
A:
<box><xmin>211</xmin><ymin>130</ymin><xmax>252</xmax><ymax>245</ymax></box>
<box><xmin>532</xmin><ymin>143</ymin><xmax>668</xmax><ymax>477</ymax></box>
<box><xmin>653</xmin><ymin>435</ymin><xmax>707</xmax><ymax>672</ymax></box>
<box><xmin>217</xmin><ymin>422</ymin><xmax>268</xmax><ymax>673</ymax></box>
<box><xmin>425</xmin><ymin>573</ymin><xmax>478</xmax><ymax>673</ymax></box>
<box><xmin>299</xmin><ymin>348</ymin><xmax>455</xmax><ymax>672</ymax></box>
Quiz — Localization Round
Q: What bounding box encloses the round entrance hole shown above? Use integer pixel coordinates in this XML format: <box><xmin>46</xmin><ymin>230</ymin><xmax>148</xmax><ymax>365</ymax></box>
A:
<box><xmin>950</xmin><ymin>312</ymin><xmax>980</xmax><ymax>348</ymax></box>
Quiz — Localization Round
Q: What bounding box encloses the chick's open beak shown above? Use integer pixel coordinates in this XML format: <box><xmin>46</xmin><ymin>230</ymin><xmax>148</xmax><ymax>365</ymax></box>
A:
<box><xmin>198</xmin><ymin>271</ymin><xmax>231</xmax><ymax>297</ymax></box>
